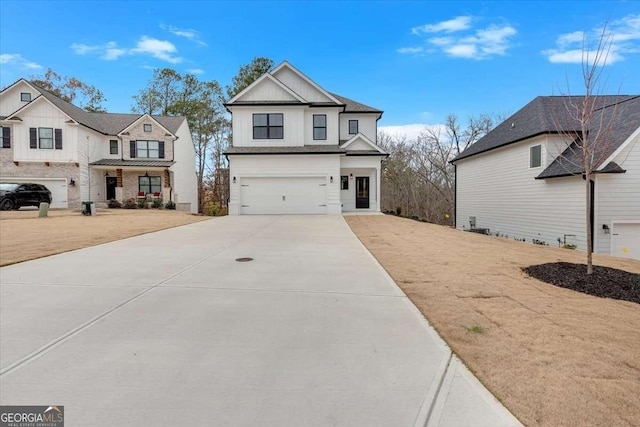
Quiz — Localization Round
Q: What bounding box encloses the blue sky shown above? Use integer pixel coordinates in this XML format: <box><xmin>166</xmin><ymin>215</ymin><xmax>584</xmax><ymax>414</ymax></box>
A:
<box><xmin>1</xmin><ymin>1</ymin><xmax>639</xmax><ymax>138</ymax></box>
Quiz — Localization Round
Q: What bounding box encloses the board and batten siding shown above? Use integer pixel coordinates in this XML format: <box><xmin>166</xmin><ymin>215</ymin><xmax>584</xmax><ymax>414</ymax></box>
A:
<box><xmin>455</xmin><ymin>135</ymin><xmax>588</xmax><ymax>250</ymax></box>
<box><xmin>339</xmin><ymin>114</ymin><xmax>377</xmax><ymax>142</ymax></box>
<box><xmin>237</xmin><ymin>78</ymin><xmax>299</xmax><ymax>102</ymax></box>
<box><xmin>228</xmin><ymin>154</ymin><xmax>341</xmax><ymax>215</ymax></box>
<box><xmin>304</xmin><ymin>108</ymin><xmax>341</xmax><ymax>145</ymax></box>
<box><xmin>0</xmin><ymin>81</ymin><xmax>39</xmax><ymax>118</ymax></box>
<box><xmin>231</xmin><ymin>106</ymin><xmax>304</xmax><ymax>147</ymax></box>
<box><xmin>594</xmin><ymin>134</ymin><xmax>640</xmax><ymax>254</ymax></box>
<box><xmin>272</xmin><ymin>67</ymin><xmax>333</xmax><ymax>103</ymax></box>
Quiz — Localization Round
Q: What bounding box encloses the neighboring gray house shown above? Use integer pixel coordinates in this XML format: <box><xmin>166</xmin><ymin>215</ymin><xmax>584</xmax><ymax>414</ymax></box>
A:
<box><xmin>452</xmin><ymin>95</ymin><xmax>640</xmax><ymax>260</ymax></box>
<box><xmin>0</xmin><ymin>79</ymin><xmax>198</xmax><ymax>212</ymax></box>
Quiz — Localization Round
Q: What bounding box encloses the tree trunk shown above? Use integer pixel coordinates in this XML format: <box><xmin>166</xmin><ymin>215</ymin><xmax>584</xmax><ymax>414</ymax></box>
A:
<box><xmin>585</xmin><ymin>172</ymin><xmax>593</xmax><ymax>274</ymax></box>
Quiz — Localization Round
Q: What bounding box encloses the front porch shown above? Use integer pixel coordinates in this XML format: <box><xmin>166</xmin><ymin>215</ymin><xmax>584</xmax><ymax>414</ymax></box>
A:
<box><xmin>89</xmin><ymin>160</ymin><xmax>175</xmax><ymax>205</ymax></box>
<box><xmin>339</xmin><ymin>167</ymin><xmax>380</xmax><ymax>213</ymax></box>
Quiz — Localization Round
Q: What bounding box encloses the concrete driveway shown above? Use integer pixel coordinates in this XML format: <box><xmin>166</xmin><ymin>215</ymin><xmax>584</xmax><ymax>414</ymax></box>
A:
<box><xmin>0</xmin><ymin>215</ymin><xmax>519</xmax><ymax>426</ymax></box>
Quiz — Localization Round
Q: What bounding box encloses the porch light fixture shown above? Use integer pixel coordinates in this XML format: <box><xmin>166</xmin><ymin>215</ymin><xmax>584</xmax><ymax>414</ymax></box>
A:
<box><xmin>69</xmin><ymin>179</ymin><xmax>76</xmax><ymax>186</ymax></box>
<box><xmin>233</xmin><ymin>176</ymin><xmax>236</xmax><ymax>183</ymax></box>
<box><xmin>330</xmin><ymin>176</ymin><xmax>333</xmax><ymax>183</ymax></box>
<box><xmin>104</xmin><ymin>171</ymin><xmax>110</xmax><ymax>177</ymax></box>
<box><xmin>349</xmin><ymin>173</ymin><xmax>353</xmax><ymax>179</ymax></box>
<box><xmin>602</xmin><ymin>224</ymin><xmax>610</xmax><ymax>234</ymax></box>
<box><xmin>144</xmin><ymin>171</ymin><xmax>149</xmax><ymax>177</ymax></box>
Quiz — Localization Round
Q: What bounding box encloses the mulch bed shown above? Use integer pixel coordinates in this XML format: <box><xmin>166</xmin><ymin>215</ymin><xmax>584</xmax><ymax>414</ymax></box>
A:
<box><xmin>523</xmin><ymin>262</ymin><xmax>640</xmax><ymax>304</ymax></box>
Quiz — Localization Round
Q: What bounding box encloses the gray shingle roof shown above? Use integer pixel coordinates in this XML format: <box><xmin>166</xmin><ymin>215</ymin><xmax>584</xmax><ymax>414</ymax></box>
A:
<box><xmin>329</xmin><ymin>93</ymin><xmax>382</xmax><ymax>114</ymax></box>
<box><xmin>91</xmin><ymin>159</ymin><xmax>175</xmax><ymax>167</ymax></box>
<box><xmin>28</xmin><ymin>84</ymin><xmax>185</xmax><ymax>136</ymax></box>
<box><xmin>536</xmin><ymin>95</ymin><xmax>640</xmax><ymax>178</ymax></box>
<box><xmin>452</xmin><ymin>95</ymin><xmax>637</xmax><ymax>163</ymax></box>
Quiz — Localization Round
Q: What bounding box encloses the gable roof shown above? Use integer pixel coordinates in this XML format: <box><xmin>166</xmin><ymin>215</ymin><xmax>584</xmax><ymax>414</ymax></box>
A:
<box><xmin>341</xmin><ymin>132</ymin><xmax>387</xmax><ymax>154</ymax></box>
<box><xmin>227</xmin><ymin>72</ymin><xmax>307</xmax><ymax>104</ymax></box>
<box><xmin>5</xmin><ymin>81</ymin><xmax>185</xmax><ymax>136</ymax></box>
<box><xmin>452</xmin><ymin>95</ymin><xmax>637</xmax><ymax>163</ymax></box>
<box><xmin>225</xmin><ymin>61</ymin><xmax>382</xmax><ymax>117</ymax></box>
<box><xmin>536</xmin><ymin>95</ymin><xmax>640</xmax><ymax>178</ymax></box>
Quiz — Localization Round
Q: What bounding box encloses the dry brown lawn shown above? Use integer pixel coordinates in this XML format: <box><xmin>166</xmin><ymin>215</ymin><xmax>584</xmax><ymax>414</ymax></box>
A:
<box><xmin>346</xmin><ymin>215</ymin><xmax>640</xmax><ymax>427</ymax></box>
<box><xmin>0</xmin><ymin>209</ymin><xmax>210</xmax><ymax>266</ymax></box>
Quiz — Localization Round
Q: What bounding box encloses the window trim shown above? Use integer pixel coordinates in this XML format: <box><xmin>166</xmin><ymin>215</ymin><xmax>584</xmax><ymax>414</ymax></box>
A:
<box><xmin>38</xmin><ymin>127</ymin><xmax>53</xmax><ymax>149</ymax></box>
<box><xmin>138</xmin><ymin>175</ymin><xmax>162</xmax><ymax>194</ymax></box>
<box><xmin>348</xmin><ymin>120</ymin><xmax>358</xmax><ymax>135</ymax></box>
<box><xmin>136</xmin><ymin>140</ymin><xmax>160</xmax><ymax>158</ymax></box>
<box><xmin>253</xmin><ymin>113</ymin><xmax>284</xmax><ymax>139</ymax></box>
<box><xmin>1</xmin><ymin>126</ymin><xmax>10</xmax><ymax>149</ymax></box>
<box><xmin>313</xmin><ymin>114</ymin><xmax>327</xmax><ymax>140</ymax></box>
<box><xmin>340</xmin><ymin>175</ymin><xmax>349</xmax><ymax>190</ymax></box>
<box><xmin>110</xmin><ymin>140</ymin><xmax>118</xmax><ymax>155</ymax></box>
<box><xmin>143</xmin><ymin>124</ymin><xmax>152</xmax><ymax>132</ymax></box>
<box><xmin>20</xmin><ymin>92</ymin><xmax>31</xmax><ymax>102</ymax></box>
<box><xmin>529</xmin><ymin>144</ymin><xmax>542</xmax><ymax>169</ymax></box>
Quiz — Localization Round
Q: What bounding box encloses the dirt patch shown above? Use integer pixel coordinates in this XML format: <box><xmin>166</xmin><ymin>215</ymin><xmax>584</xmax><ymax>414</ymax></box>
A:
<box><xmin>0</xmin><ymin>209</ymin><xmax>211</xmax><ymax>266</ymax></box>
<box><xmin>524</xmin><ymin>262</ymin><xmax>640</xmax><ymax>304</ymax></box>
<box><xmin>345</xmin><ymin>215</ymin><xmax>640</xmax><ymax>427</ymax></box>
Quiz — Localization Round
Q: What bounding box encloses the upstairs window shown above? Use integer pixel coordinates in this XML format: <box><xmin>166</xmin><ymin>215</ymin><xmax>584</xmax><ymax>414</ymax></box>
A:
<box><xmin>253</xmin><ymin>113</ymin><xmax>283</xmax><ymax>139</ymax></box>
<box><xmin>1</xmin><ymin>126</ymin><xmax>10</xmax><ymax>148</ymax></box>
<box><xmin>136</xmin><ymin>140</ymin><xmax>160</xmax><ymax>158</ymax></box>
<box><xmin>144</xmin><ymin>124</ymin><xmax>152</xmax><ymax>132</ymax></box>
<box><xmin>313</xmin><ymin>114</ymin><xmax>327</xmax><ymax>140</ymax></box>
<box><xmin>20</xmin><ymin>92</ymin><xmax>31</xmax><ymax>102</ymax></box>
<box><xmin>530</xmin><ymin>145</ymin><xmax>542</xmax><ymax>168</ymax></box>
<box><xmin>110</xmin><ymin>140</ymin><xmax>118</xmax><ymax>155</ymax></box>
<box><xmin>348</xmin><ymin>120</ymin><xmax>358</xmax><ymax>135</ymax></box>
<box><xmin>38</xmin><ymin>128</ymin><xmax>53</xmax><ymax>149</ymax></box>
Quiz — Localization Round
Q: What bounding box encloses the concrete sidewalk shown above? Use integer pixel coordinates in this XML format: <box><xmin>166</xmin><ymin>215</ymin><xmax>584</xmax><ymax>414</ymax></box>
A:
<box><xmin>0</xmin><ymin>215</ymin><xmax>520</xmax><ymax>426</ymax></box>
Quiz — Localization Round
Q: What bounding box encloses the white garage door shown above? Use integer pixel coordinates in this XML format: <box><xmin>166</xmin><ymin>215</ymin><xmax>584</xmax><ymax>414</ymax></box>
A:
<box><xmin>612</xmin><ymin>222</ymin><xmax>640</xmax><ymax>260</ymax></box>
<box><xmin>2</xmin><ymin>178</ymin><xmax>68</xmax><ymax>209</ymax></box>
<box><xmin>240</xmin><ymin>177</ymin><xmax>327</xmax><ymax>215</ymax></box>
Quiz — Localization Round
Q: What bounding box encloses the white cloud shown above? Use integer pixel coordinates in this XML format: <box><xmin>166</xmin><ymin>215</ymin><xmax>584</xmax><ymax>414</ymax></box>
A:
<box><xmin>400</xmin><ymin>16</ymin><xmax>517</xmax><ymax>60</ymax></box>
<box><xmin>412</xmin><ymin>16</ymin><xmax>472</xmax><ymax>35</ymax></box>
<box><xmin>186</xmin><ymin>68</ymin><xmax>204</xmax><ymax>75</ymax></box>
<box><xmin>543</xmin><ymin>13</ymin><xmax>640</xmax><ymax>64</ymax></box>
<box><xmin>0</xmin><ymin>53</ymin><xmax>42</xmax><ymax>70</ymax></box>
<box><xmin>70</xmin><ymin>36</ymin><xmax>181</xmax><ymax>63</ymax></box>
<box><xmin>131</xmin><ymin>36</ymin><xmax>182</xmax><ymax>63</ymax></box>
<box><xmin>379</xmin><ymin>124</ymin><xmax>446</xmax><ymax>142</ymax></box>
<box><xmin>160</xmin><ymin>24</ymin><xmax>207</xmax><ymax>46</ymax></box>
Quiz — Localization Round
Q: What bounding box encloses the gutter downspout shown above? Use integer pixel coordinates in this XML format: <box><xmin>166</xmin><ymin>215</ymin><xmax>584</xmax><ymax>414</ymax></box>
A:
<box><xmin>453</xmin><ymin>163</ymin><xmax>457</xmax><ymax>228</ymax></box>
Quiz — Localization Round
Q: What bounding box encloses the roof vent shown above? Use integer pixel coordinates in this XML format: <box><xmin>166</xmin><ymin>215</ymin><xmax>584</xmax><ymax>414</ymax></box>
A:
<box><xmin>511</xmin><ymin>122</ymin><xmax>515</xmax><ymax>128</ymax></box>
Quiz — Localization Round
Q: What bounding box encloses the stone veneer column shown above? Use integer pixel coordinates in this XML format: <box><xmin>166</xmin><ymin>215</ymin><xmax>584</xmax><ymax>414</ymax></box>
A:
<box><xmin>115</xmin><ymin>168</ymin><xmax>124</xmax><ymax>201</ymax></box>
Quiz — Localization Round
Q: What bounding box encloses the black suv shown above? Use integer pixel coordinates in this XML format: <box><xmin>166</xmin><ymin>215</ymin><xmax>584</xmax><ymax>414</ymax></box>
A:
<box><xmin>0</xmin><ymin>183</ymin><xmax>52</xmax><ymax>210</ymax></box>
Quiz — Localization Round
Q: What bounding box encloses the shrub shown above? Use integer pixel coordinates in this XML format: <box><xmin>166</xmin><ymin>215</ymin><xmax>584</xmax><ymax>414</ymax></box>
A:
<box><xmin>137</xmin><ymin>198</ymin><xmax>148</xmax><ymax>209</ymax></box>
<box><xmin>165</xmin><ymin>201</ymin><xmax>176</xmax><ymax>210</ymax></box>
<box><xmin>396</xmin><ymin>206</ymin><xmax>402</xmax><ymax>216</ymax></box>
<box><xmin>151</xmin><ymin>198</ymin><xmax>163</xmax><ymax>209</ymax></box>
<box><xmin>562</xmin><ymin>244</ymin><xmax>577</xmax><ymax>250</ymax></box>
<box><xmin>123</xmin><ymin>198</ymin><xmax>137</xmax><ymax>209</ymax></box>
<box><xmin>108</xmin><ymin>199</ymin><xmax>122</xmax><ymax>209</ymax></box>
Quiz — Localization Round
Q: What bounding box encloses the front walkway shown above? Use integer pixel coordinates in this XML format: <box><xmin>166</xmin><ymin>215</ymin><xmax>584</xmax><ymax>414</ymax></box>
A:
<box><xmin>0</xmin><ymin>216</ymin><xmax>519</xmax><ymax>426</ymax></box>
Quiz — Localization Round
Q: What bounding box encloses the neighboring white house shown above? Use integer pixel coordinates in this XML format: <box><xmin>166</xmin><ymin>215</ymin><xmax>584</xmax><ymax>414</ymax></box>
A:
<box><xmin>452</xmin><ymin>95</ymin><xmax>640</xmax><ymax>260</ymax></box>
<box><xmin>224</xmin><ymin>61</ymin><xmax>386</xmax><ymax>215</ymax></box>
<box><xmin>0</xmin><ymin>79</ymin><xmax>198</xmax><ymax>212</ymax></box>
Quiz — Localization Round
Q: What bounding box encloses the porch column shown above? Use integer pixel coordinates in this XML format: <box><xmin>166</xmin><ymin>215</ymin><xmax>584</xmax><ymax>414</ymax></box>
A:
<box><xmin>162</xmin><ymin>169</ymin><xmax>171</xmax><ymax>202</ymax></box>
<box><xmin>376</xmin><ymin>166</ymin><xmax>381</xmax><ymax>212</ymax></box>
<box><xmin>115</xmin><ymin>168</ymin><xmax>124</xmax><ymax>201</ymax></box>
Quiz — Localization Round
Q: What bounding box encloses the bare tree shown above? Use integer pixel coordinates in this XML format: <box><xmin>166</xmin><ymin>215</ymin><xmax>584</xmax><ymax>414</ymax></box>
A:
<box><xmin>552</xmin><ymin>24</ymin><xmax>622</xmax><ymax>274</ymax></box>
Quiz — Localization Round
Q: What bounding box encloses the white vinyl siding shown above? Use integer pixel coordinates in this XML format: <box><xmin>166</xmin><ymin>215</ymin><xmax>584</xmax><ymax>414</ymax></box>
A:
<box><xmin>594</xmin><ymin>135</ymin><xmax>640</xmax><ymax>255</ymax></box>
<box><xmin>339</xmin><ymin>114</ymin><xmax>377</xmax><ymax>142</ymax></box>
<box><xmin>231</xmin><ymin>107</ymin><xmax>304</xmax><ymax>147</ymax></box>
<box><xmin>236</xmin><ymin>77</ymin><xmax>299</xmax><ymax>102</ymax></box>
<box><xmin>0</xmin><ymin>81</ymin><xmax>39</xmax><ymax>117</ymax></box>
<box><xmin>456</xmin><ymin>136</ymin><xmax>587</xmax><ymax>250</ymax></box>
<box><xmin>271</xmin><ymin>66</ymin><xmax>334</xmax><ymax>103</ymax></box>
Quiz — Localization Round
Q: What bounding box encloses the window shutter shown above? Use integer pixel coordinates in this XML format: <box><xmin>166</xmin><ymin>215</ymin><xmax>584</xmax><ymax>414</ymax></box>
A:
<box><xmin>30</xmin><ymin>128</ymin><xmax>37</xmax><ymax>149</ymax></box>
<box><xmin>1</xmin><ymin>127</ymin><xmax>10</xmax><ymax>148</ymax></box>
<box><xmin>54</xmin><ymin>128</ymin><xmax>63</xmax><ymax>149</ymax></box>
<box><xmin>130</xmin><ymin>140</ymin><xmax>136</xmax><ymax>158</ymax></box>
<box><xmin>159</xmin><ymin>141</ymin><xmax>165</xmax><ymax>159</ymax></box>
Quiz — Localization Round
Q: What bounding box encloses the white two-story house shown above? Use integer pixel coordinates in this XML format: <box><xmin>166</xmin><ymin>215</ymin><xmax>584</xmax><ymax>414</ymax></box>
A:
<box><xmin>224</xmin><ymin>61</ymin><xmax>386</xmax><ymax>215</ymax></box>
<box><xmin>0</xmin><ymin>79</ymin><xmax>198</xmax><ymax>212</ymax></box>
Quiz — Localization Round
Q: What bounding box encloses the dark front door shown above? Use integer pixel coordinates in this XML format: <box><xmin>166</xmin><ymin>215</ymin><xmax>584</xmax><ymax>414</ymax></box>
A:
<box><xmin>106</xmin><ymin>177</ymin><xmax>117</xmax><ymax>200</ymax></box>
<box><xmin>356</xmin><ymin>177</ymin><xmax>370</xmax><ymax>209</ymax></box>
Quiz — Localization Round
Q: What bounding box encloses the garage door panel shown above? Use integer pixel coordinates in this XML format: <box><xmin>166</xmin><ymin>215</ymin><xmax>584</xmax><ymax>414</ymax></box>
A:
<box><xmin>612</xmin><ymin>223</ymin><xmax>640</xmax><ymax>260</ymax></box>
<box><xmin>1</xmin><ymin>178</ymin><xmax>68</xmax><ymax>209</ymax></box>
<box><xmin>240</xmin><ymin>177</ymin><xmax>326</xmax><ymax>215</ymax></box>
